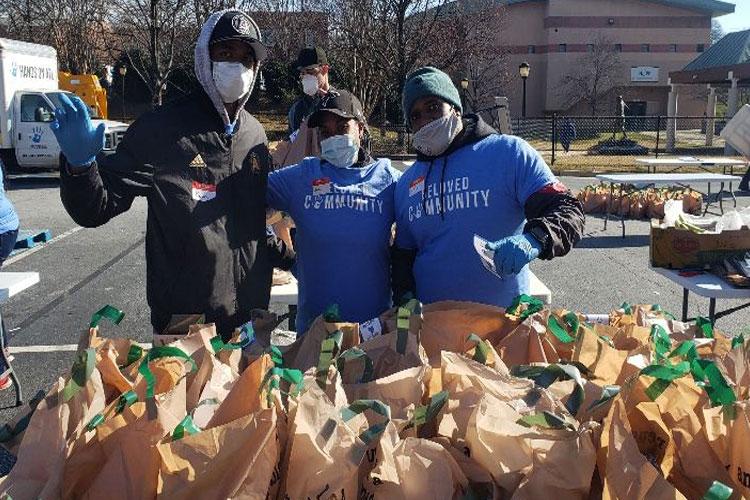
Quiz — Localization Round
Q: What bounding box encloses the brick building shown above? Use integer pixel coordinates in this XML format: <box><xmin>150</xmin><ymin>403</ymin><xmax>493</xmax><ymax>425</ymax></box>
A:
<box><xmin>492</xmin><ymin>0</ymin><xmax>735</xmax><ymax>117</ymax></box>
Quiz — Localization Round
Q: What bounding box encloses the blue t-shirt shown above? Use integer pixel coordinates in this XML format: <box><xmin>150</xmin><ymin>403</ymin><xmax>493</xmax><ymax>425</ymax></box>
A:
<box><xmin>394</xmin><ymin>134</ymin><xmax>555</xmax><ymax>308</ymax></box>
<box><xmin>268</xmin><ymin>157</ymin><xmax>401</xmax><ymax>333</ymax></box>
<box><xmin>0</xmin><ymin>167</ymin><xmax>18</xmax><ymax>233</ymax></box>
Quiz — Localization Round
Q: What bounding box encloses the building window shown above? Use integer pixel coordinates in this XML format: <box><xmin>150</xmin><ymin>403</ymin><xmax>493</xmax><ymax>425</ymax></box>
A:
<box><xmin>587</xmin><ymin>44</ymin><xmax>594</xmax><ymax>52</ymax></box>
<box><xmin>558</xmin><ymin>43</ymin><xmax>567</xmax><ymax>53</ymax></box>
<box><xmin>669</xmin><ymin>44</ymin><xmax>677</xmax><ymax>52</ymax></box>
<box><xmin>527</xmin><ymin>45</ymin><xmax>536</xmax><ymax>54</ymax></box>
<box><xmin>641</xmin><ymin>44</ymin><xmax>650</xmax><ymax>52</ymax></box>
<box><xmin>615</xmin><ymin>43</ymin><xmax>623</xmax><ymax>52</ymax></box>
<box><xmin>697</xmin><ymin>43</ymin><xmax>705</xmax><ymax>52</ymax></box>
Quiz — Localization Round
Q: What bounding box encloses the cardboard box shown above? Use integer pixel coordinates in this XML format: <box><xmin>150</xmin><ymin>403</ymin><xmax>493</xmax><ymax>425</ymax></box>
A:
<box><xmin>650</xmin><ymin>219</ymin><xmax>750</xmax><ymax>269</ymax></box>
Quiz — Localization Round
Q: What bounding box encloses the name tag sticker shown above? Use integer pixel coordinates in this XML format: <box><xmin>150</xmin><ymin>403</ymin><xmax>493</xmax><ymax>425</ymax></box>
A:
<box><xmin>409</xmin><ymin>176</ymin><xmax>425</xmax><ymax>197</ymax></box>
<box><xmin>360</xmin><ymin>317</ymin><xmax>383</xmax><ymax>342</ymax></box>
<box><xmin>191</xmin><ymin>181</ymin><xmax>217</xmax><ymax>202</ymax></box>
<box><xmin>312</xmin><ymin>177</ymin><xmax>332</xmax><ymax>196</ymax></box>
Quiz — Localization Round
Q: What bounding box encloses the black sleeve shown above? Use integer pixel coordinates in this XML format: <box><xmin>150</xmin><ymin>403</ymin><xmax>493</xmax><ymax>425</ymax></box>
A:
<box><xmin>391</xmin><ymin>246</ymin><xmax>417</xmax><ymax>306</ymax></box>
<box><xmin>524</xmin><ymin>185</ymin><xmax>585</xmax><ymax>260</ymax></box>
<box><xmin>59</xmin><ymin>119</ymin><xmax>154</xmax><ymax>228</ymax></box>
<box><xmin>266</xmin><ymin>228</ymin><xmax>295</xmax><ymax>271</ymax></box>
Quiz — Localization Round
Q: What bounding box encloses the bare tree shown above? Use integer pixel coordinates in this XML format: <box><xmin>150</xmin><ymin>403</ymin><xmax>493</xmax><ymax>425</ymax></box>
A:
<box><xmin>558</xmin><ymin>34</ymin><xmax>622</xmax><ymax>116</ymax></box>
<box><xmin>423</xmin><ymin>0</ymin><xmax>509</xmax><ymax>114</ymax></box>
<box><xmin>105</xmin><ymin>0</ymin><xmax>193</xmax><ymax>106</ymax></box>
<box><xmin>710</xmin><ymin>19</ymin><xmax>725</xmax><ymax>45</ymax></box>
<box><xmin>0</xmin><ymin>0</ymin><xmax>109</xmax><ymax>74</ymax></box>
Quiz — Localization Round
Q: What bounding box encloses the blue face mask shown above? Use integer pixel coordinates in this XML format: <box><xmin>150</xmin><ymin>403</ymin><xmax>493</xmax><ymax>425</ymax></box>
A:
<box><xmin>320</xmin><ymin>134</ymin><xmax>359</xmax><ymax>167</ymax></box>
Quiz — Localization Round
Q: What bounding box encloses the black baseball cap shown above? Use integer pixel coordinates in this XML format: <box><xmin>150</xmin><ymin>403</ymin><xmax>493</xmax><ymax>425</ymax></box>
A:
<box><xmin>210</xmin><ymin>11</ymin><xmax>267</xmax><ymax>63</ymax></box>
<box><xmin>308</xmin><ymin>90</ymin><xmax>366</xmax><ymax>128</ymax></box>
<box><xmin>296</xmin><ymin>47</ymin><xmax>328</xmax><ymax>70</ymax></box>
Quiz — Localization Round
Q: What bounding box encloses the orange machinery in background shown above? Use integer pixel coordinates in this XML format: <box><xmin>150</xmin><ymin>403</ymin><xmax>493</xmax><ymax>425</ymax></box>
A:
<box><xmin>58</xmin><ymin>71</ymin><xmax>108</xmax><ymax>119</ymax></box>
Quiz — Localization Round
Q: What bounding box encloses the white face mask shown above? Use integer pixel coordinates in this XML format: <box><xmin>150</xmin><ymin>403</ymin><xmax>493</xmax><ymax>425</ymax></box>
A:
<box><xmin>212</xmin><ymin>62</ymin><xmax>254</xmax><ymax>103</ymax></box>
<box><xmin>301</xmin><ymin>74</ymin><xmax>319</xmax><ymax>96</ymax></box>
<box><xmin>320</xmin><ymin>134</ymin><xmax>359</xmax><ymax>167</ymax></box>
<box><xmin>412</xmin><ymin>112</ymin><xmax>464</xmax><ymax>157</ymax></box>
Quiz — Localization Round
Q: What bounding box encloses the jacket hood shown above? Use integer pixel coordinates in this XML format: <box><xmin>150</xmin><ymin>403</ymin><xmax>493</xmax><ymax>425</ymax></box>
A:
<box><xmin>415</xmin><ymin>114</ymin><xmax>498</xmax><ymax>161</ymax></box>
<box><xmin>194</xmin><ymin>10</ymin><xmax>261</xmax><ymax>133</ymax></box>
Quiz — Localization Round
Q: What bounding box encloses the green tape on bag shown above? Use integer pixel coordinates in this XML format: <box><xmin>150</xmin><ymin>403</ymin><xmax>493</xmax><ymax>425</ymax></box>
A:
<box><xmin>89</xmin><ymin>305</ymin><xmax>125</xmax><ymax>329</ymax></box>
<box><xmin>138</xmin><ymin>346</ymin><xmax>196</xmax><ymax>400</ymax></box>
<box><xmin>511</xmin><ymin>364</ymin><xmax>585</xmax><ymax>417</ymax></box>
<box><xmin>650</xmin><ymin>324</ymin><xmax>672</xmax><ymax>362</ymax></box>
<box><xmin>268</xmin><ymin>346</ymin><xmax>283</xmax><ymax>367</ymax></box>
<box><xmin>696</xmin><ymin>316</ymin><xmax>714</xmax><ymax>338</ymax></box>
<box><xmin>396</xmin><ymin>306</ymin><xmax>412</xmax><ymax>355</ymax></box>
<box><xmin>466</xmin><ymin>334</ymin><xmax>489</xmax><ymax>365</ymax></box>
<box><xmin>172</xmin><ymin>414</ymin><xmax>201</xmax><ymax>440</ymax></box>
<box><xmin>336</xmin><ymin>347</ymin><xmax>374</xmax><ymax>384</ymax></box>
<box><xmin>547</xmin><ymin>315</ymin><xmax>576</xmax><ymax>344</ymax></box>
<box><xmin>86</xmin><ymin>413</ymin><xmax>105</xmax><ymax>431</ymax></box>
<box><xmin>693</xmin><ymin>359</ymin><xmax>737</xmax><ymax>407</ymax></box>
<box><xmin>62</xmin><ymin>348</ymin><xmax>96</xmax><ymax>402</ymax></box>
<box><xmin>260</xmin><ymin>366</ymin><xmax>304</xmax><ymax>406</ymax></box>
<box><xmin>640</xmin><ymin>361</ymin><xmax>691</xmax><ymax>400</ymax></box>
<box><xmin>732</xmin><ymin>333</ymin><xmax>745</xmax><ymax>349</ymax></box>
<box><xmin>516</xmin><ymin>411</ymin><xmax>575</xmax><ymax>431</ymax></box>
<box><xmin>315</xmin><ymin>330</ymin><xmax>343</xmax><ymax>389</ymax></box>
<box><xmin>702</xmin><ymin>480</ymin><xmax>733</xmax><ymax>500</ymax></box>
<box><xmin>341</xmin><ymin>399</ymin><xmax>391</xmax><ymax>445</ymax></box>
<box><xmin>408</xmin><ymin>390</ymin><xmax>449</xmax><ymax>429</ymax></box>
<box><xmin>210</xmin><ymin>323</ymin><xmax>254</xmax><ymax>353</ymax></box>
<box><xmin>620</xmin><ymin>302</ymin><xmax>632</xmax><ymax>315</ymax></box>
<box><xmin>507</xmin><ymin>294</ymin><xmax>544</xmax><ymax>321</ymax></box>
<box><xmin>115</xmin><ymin>390</ymin><xmax>138</xmax><ymax>414</ymax></box>
<box><xmin>122</xmin><ymin>345</ymin><xmax>144</xmax><ymax>368</ymax></box>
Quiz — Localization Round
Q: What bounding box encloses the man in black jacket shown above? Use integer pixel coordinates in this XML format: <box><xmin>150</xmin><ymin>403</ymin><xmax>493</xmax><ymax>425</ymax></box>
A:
<box><xmin>52</xmin><ymin>10</ymin><xmax>293</xmax><ymax>339</ymax></box>
<box><xmin>392</xmin><ymin>67</ymin><xmax>583</xmax><ymax>306</ymax></box>
<box><xmin>287</xmin><ymin>47</ymin><xmax>337</xmax><ymax>137</ymax></box>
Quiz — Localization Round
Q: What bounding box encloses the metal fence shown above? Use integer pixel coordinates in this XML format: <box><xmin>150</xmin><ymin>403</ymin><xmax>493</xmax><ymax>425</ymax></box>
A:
<box><xmin>513</xmin><ymin>115</ymin><xmax>731</xmax><ymax>172</ymax></box>
<box><xmin>371</xmin><ymin>115</ymin><xmax>734</xmax><ymax>172</ymax></box>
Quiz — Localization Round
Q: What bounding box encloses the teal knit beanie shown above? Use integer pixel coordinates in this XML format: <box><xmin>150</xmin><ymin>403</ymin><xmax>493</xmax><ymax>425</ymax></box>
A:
<box><xmin>402</xmin><ymin>66</ymin><xmax>462</xmax><ymax>126</ymax></box>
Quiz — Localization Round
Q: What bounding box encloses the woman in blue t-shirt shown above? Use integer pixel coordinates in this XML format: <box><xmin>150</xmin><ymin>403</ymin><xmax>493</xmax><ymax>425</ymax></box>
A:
<box><xmin>391</xmin><ymin>67</ymin><xmax>584</xmax><ymax>308</ymax></box>
<box><xmin>267</xmin><ymin>90</ymin><xmax>401</xmax><ymax>334</ymax></box>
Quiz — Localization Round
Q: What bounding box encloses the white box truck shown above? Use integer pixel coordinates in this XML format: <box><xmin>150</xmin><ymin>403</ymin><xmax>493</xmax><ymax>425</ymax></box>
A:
<box><xmin>0</xmin><ymin>38</ymin><xmax>129</xmax><ymax>171</ymax></box>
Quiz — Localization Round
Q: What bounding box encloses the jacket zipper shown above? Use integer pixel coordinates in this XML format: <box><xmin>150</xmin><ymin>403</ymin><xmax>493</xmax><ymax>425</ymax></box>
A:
<box><xmin>226</xmin><ymin>127</ymin><xmax>241</xmax><ymax>318</ymax></box>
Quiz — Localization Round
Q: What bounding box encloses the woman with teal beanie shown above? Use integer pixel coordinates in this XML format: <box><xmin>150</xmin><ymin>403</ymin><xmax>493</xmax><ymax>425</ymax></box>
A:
<box><xmin>391</xmin><ymin>66</ymin><xmax>584</xmax><ymax>307</ymax></box>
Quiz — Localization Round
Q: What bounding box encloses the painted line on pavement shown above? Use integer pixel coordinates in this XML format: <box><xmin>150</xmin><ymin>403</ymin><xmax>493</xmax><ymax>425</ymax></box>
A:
<box><xmin>9</xmin><ymin>342</ymin><xmax>151</xmax><ymax>354</ymax></box>
<box><xmin>4</xmin><ymin>226</ymin><xmax>84</xmax><ymax>266</ymax></box>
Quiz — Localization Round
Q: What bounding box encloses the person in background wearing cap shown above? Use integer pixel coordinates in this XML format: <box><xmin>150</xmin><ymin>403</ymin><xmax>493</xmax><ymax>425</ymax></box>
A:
<box><xmin>52</xmin><ymin>10</ymin><xmax>293</xmax><ymax>341</ymax></box>
<box><xmin>267</xmin><ymin>90</ymin><xmax>401</xmax><ymax>334</ymax></box>
<box><xmin>287</xmin><ymin>47</ymin><xmax>337</xmax><ymax>137</ymax></box>
<box><xmin>392</xmin><ymin>67</ymin><xmax>584</xmax><ymax>308</ymax></box>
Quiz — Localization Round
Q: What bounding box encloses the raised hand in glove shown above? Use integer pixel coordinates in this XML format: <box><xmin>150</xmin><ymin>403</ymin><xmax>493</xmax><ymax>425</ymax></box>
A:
<box><xmin>486</xmin><ymin>234</ymin><xmax>542</xmax><ymax>276</ymax></box>
<box><xmin>50</xmin><ymin>93</ymin><xmax>105</xmax><ymax>167</ymax></box>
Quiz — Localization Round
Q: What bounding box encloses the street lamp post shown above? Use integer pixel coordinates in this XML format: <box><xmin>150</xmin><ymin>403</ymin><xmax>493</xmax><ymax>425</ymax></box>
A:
<box><xmin>119</xmin><ymin>65</ymin><xmax>127</xmax><ymax>120</ymax></box>
<box><xmin>460</xmin><ymin>77</ymin><xmax>469</xmax><ymax>111</ymax></box>
<box><xmin>519</xmin><ymin>62</ymin><xmax>530</xmax><ymax>117</ymax></box>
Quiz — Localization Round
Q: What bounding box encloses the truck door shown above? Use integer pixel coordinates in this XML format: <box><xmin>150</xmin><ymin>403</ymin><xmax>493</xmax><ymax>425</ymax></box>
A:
<box><xmin>14</xmin><ymin>93</ymin><xmax>61</xmax><ymax>167</ymax></box>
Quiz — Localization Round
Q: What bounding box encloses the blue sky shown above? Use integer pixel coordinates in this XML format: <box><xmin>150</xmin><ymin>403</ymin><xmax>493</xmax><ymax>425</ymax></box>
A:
<box><xmin>718</xmin><ymin>1</ymin><xmax>750</xmax><ymax>32</ymax></box>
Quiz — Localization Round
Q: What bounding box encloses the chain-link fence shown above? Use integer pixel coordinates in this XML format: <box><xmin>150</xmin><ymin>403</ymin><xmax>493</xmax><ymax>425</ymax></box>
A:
<box><xmin>513</xmin><ymin>115</ymin><xmax>732</xmax><ymax>173</ymax></box>
<box><xmin>370</xmin><ymin>115</ymin><xmax>736</xmax><ymax>172</ymax></box>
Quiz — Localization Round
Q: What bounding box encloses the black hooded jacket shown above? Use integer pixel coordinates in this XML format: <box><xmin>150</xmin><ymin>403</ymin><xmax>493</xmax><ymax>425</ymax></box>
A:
<box><xmin>391</xmin><ymin>114</ymin><xmax>584</xmax><ymax>303</ymax></box>
<box><xmin>59</xmin><ymin>11</ymin><xmax>293</xmax><ymax>337</ymax></box>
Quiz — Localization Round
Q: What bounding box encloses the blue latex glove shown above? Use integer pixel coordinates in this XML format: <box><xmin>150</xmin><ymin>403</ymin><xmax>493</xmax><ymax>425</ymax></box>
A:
<box><xmin>486</xmin><ymin>234</ymin><xmax>542</xmax><ymax>276</ymax></box>
<box><xmin>50</xmin><ymin>93</ymin><xmax>105</xmax><ymax>167</ymax></box>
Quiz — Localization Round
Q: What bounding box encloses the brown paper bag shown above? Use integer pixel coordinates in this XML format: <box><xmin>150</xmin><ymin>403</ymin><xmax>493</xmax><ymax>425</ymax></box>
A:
<box><xmin>703</xmin><ymin>401</ymin><xmax>750</xmax><ymax>499</ymax></box>
<box><xmin>598</xmin><ymin>398</ymin><xmax>687</xmax><ymax>499</ymax></box>
<box><xmin>362</xmin><ymin>426</ymin><xmax>469</xmax><ymax>500</ymax></box>
<box><xmin>494</xmin><ymin>310</ymin><xmax>562</xmax><ymax>368</ymax></box>
<box><xmin>0</xmin><ymin>349</ymin><xmax>106</xmax><ymax>499</ymax></box>
<box><xmin>420</xmin><ymin>301</ymin><xmax>519</xmax><ymax>366</ymax></box>
<box><xmin>157</xmin><ymin>407</ymin><xmax>279</xmax><ymax>499</ymax></box>
<box><xmin>62</xmin><ymin>352</ymin><xmax>191</xmax><ymax>499</ymax></box>
<box><xmin>271</xmin><ymin>119</ymin><xmax>321</xmax><ymax>168</ymax></box>
<box><xmin>284</xmin><ymin>313</ymin><xmax>360</xmax><ymax>372</ymax></box>
<box><xmin>281</xmin><ymin>369</ymin><xmax>390</xmax><ymax>499</ymax></box>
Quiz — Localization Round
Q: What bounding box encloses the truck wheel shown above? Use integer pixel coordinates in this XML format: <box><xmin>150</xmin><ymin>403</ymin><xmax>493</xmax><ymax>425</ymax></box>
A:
<box><xmin>0</xmin><ymin>151</ymin><xmax>14</xmax><ymax>184</ymax></box>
